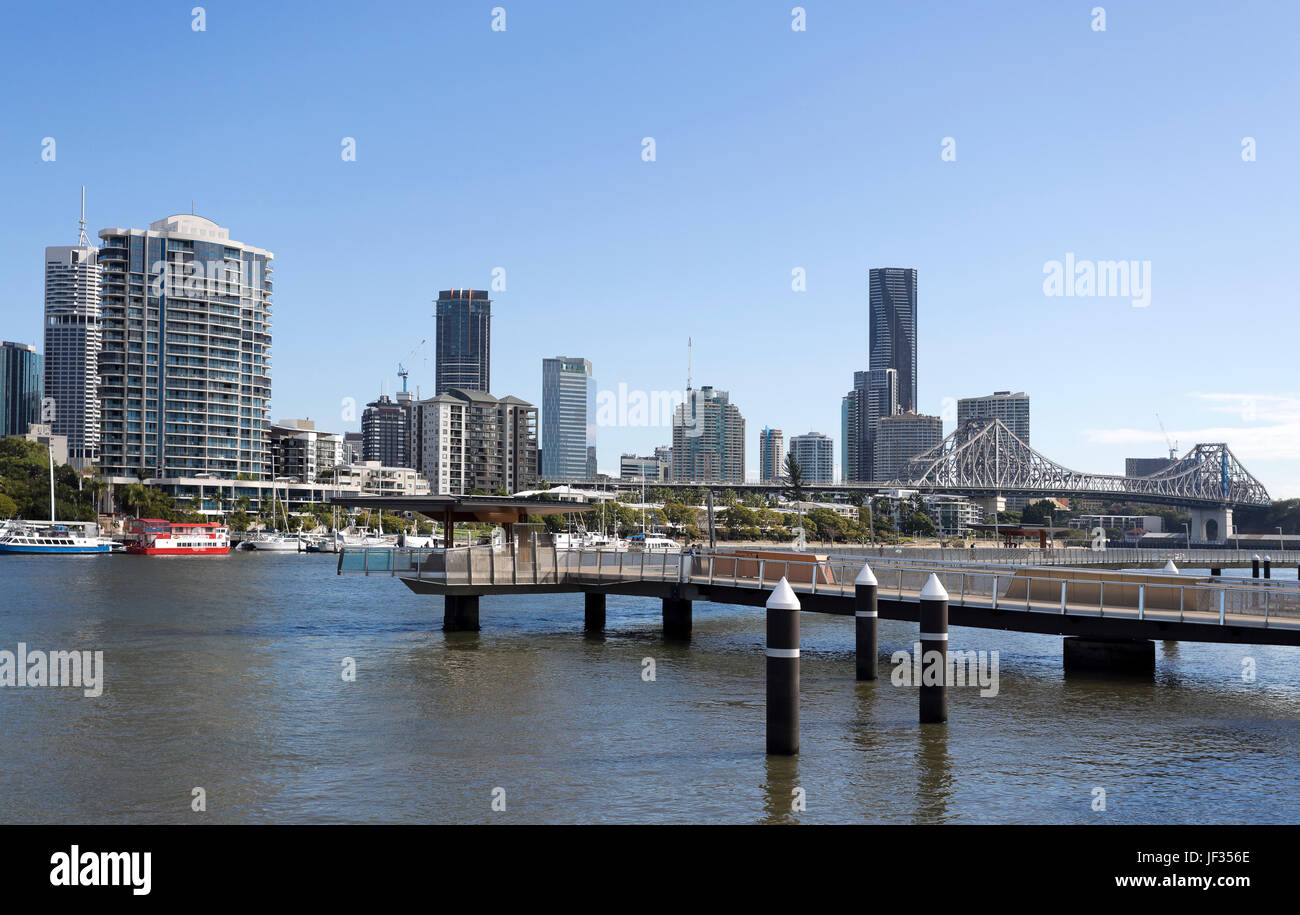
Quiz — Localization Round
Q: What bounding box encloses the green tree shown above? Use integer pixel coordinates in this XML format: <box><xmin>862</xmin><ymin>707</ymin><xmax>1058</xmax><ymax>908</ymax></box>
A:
<box><xmin>783</xmin><ymin>454</ymin><xmax>805</xmax><ymax>502</ymax></box>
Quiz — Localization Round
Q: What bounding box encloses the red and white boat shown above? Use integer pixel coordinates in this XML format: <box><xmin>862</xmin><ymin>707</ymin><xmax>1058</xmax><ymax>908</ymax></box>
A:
<box><xmin>124</xmin><ymin>519</ymin><xmax>230</xmax><ymax>555</ymax></box>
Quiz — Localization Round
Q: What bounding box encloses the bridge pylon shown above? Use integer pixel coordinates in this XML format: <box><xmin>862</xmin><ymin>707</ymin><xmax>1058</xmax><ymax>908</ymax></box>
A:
<box><xmin>1188</xmin><ymin>506</ymin><xmax>1233</xmax><ymax>543</ymax></box>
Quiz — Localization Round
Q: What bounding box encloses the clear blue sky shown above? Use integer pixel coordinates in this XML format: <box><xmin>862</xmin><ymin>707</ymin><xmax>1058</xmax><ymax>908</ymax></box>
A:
<box><xmin>2</xmin><ymin>1</ymin><xmax>1296</xmax><ymax>494</ymax></box>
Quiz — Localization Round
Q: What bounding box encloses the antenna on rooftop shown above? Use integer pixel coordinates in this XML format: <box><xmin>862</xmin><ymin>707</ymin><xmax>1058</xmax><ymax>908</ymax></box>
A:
<box><xmin>687</xmin><ymin>337</ymin><xmax>692</xmax><ymax>391</ymax></box>
<box><xmin>77</xmin><ymin>186</ymin><xmax>89</xmax><ymax>247</ymax></box>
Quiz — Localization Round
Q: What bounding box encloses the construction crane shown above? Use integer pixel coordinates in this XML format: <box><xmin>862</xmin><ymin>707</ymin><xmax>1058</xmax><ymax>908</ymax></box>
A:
<box><xmin>1155</xmin><ymin>413</ymin><xmax>1178</xmax><ymax>460</ymax></box>
<box><xmin>397</xmin><ymin>339</ymin><xmax>426</xmax><ymax>394</ymax></box>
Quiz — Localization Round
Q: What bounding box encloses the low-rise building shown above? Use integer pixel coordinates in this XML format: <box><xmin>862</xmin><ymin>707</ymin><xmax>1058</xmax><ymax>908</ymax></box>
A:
<box><xmin>620</xmin><ymin>453</ymin><xmax>669</xmax><ymax>481</ymax></box>
<box><xmin>334</xmin><ymin>461</ymin><xmax>431</xmax><ymax>497</ymax></box>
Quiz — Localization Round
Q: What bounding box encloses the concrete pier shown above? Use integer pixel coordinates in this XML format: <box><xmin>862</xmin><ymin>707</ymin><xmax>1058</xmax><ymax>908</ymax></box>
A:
<box><xmin>854</xmin><ymin>563</ymin><xmax>878</xmax><ymax>681</ymax></box>
<box><xmin>1063</xmin><ymin>637</ymin><xmax>1154</xmax><ymax>675</ymax></box>
<box><xmin>662</xmin><ymin>597</ymin><xmax>692</xmax><ymax>639</ymax></box>
<box><xmin>443</xmin><ymin>595</ymin><xmax>480</xmax><ymax>632</ymax></box>
<box><xmin>584</xmin><ymin>592</ymin><xmax>606</xmax><ymax>632</ymax></box>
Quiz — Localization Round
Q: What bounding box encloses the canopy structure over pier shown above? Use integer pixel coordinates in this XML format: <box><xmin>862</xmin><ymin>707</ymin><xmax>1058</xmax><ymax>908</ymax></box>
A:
<box><xmin>328</xmin><ymin>494</ymin><xmax>595</xmax><ymax>548</ymax></box>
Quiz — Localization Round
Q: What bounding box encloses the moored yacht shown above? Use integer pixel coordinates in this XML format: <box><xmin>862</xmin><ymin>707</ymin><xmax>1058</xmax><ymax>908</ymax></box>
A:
<box><xmin>0</xmin><ymin>520</ymin><xmax>113</xmax><ymax>554</ymax></box>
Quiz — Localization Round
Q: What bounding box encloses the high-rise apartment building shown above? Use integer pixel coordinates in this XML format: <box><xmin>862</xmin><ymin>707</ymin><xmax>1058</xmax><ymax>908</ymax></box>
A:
<box><xmin>0</xmin><ymin>342</ymin><xmax>42</xmax><ymax>438</ymax></box>
<box><xmin>270</xmin><ymin>419</ymin><xmax>344</xmax><ymax>483</ymax></box>
<box><xmin>874</xmin><ymin>412</ymin><xmax>943</xmax><ymax>481</ymax></box>
<box><xmin>362</xmin><ymin>392</ymin><xmax>415</xmax><ymax>468</ymax></box>
<box><xmin>97</xmin><ymin>215</ymin><xmax>272</xmax><ymax>479</ymax></box>
<box><xmin>671</xmin><ymin>386</ymin><xmax>744</xmax><ymax>484</ymax></box>
<box><xmin>759</xmin><ymin>426</ymin><xmax>784</xmax><ymax>483</ymax></box>
<box><xmin>434</xmin><ymin>289</ymin><xmax>491</xmax><ymax>395</ymax></box>
<box><xmin>869</xmin><ymin>267</ymin><xmax>917</xmax><ymax>414</ymax></box>
<box><xmin>44</xmin><ymin>195</ymin><xmax>101</xmax><ymax>469</ymax></box>
<box><xmin>788</xmin><ymin>431</ymin><xmax>834</xmax><ymax>484</ymax></box>
<box><xmin>416</xmin><ymin>389</ymin><xmax>537</xmax><ymax>495</ymax></box>
<box><xmin>958</xmin><ymin>391</ymin><xmax>1030</xmax><ymax>444</ymax></box>
<box><xmin>541</xmin><ymin>356</ymin><xmax>596</xmax><ymax>480</ymax></box>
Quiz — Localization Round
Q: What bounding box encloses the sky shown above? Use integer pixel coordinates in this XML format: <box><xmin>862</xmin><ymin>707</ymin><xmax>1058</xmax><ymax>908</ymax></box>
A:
<box><xmin>1</xmin><ymin>1</ymin><xmax>1296</xmax><ymax>495</ymax></box>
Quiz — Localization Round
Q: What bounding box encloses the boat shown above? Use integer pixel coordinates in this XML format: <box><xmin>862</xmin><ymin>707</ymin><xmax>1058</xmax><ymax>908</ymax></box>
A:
<box><xmin>237</xmin><ymin>531</ymin><xmax>302</xmax><ymax>552</ymax></box>
<box><xmin>582</xmin><ymin>531</ymin><xmax>627</xmax><ymax>552</ymax></box>
<box><xmin>0</xmin><ymin>446</ymin><xmax>115</xmax><ymax>554</ymax></box>
<box><xmin>0</xmin><ymin>520</ymin><xmax>113</xmax><ymax>554</ymax></box>
<box><xmin>335</xmin><ymin>528</ymin><xmax>397</xmax><ymax>549</ymax></box>
<box><xmin>124</xmin><ymin>519</ymin><xmax>230</xmax><ymax>555</ymax></box>
<box><xmin>627</xmin><ymin>532</ymin><xmax>681</xmax><ymax>554</ymax></box>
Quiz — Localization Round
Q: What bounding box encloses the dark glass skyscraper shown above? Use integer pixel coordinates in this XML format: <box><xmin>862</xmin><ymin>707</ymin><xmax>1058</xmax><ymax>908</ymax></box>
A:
<box><xmin>435</xmin><ymin>289</ymin><xmax>491</xmax><ymax>395</ymax></box>
<box><xmin>0</xmin><ymin>341</ymin><xmax>42</xmax><ymax>437</ymax></box>
<box><xmin>869</xmin><ymin>268</ymin><xmax>917</xmax><ymax>414</ymax></box>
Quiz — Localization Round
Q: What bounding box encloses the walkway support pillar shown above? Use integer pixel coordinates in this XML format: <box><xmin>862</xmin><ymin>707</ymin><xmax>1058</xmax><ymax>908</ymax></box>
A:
<box><xmin>584</xmin><ymin>592</ymin><xmax>606</xmax><ymax>632</ymax></box>
<box><xmin>855</xmin><ymin>563</ymin><xmax>878</xmax><ymax>681</ymax></box>
<box><xmin>662</xmin><ymin>596</ymin><xmax>692</xmax><ymax>639</ymax></box>
<box><xmin>443</xmin><ymin>595</ymin><xmax>480</xmax><ymax>632</ymax></box>
<box><xmin>1252</xmin><ymin>555</ymin><xmax>1260</xmax><ymax>578</ymax></box>
<box><xmin>919</xmin><ymin>573</ymin><xmax>949</xmax><ymax>724</ymax></box>
<box><xmin>766</xmin><ymin>578</ymin><xmax>800</xmax><ymax>755</ymax></box>
<box><xmin>1263</xmin><ymin>556</ymin><xmax>1271</xmax><ymax>579</ymax></box>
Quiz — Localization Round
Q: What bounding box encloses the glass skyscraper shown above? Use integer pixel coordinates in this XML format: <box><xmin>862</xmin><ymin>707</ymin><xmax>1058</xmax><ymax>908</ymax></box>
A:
<box><xmin>869</xmin><ymin>267</ymin><xmax>917</xmax><ymax>414</ymax></box>
<box><xmin>44</xmin><ymin>227</ymin><xmax>102</xmax><ymax>469</ymax></box>
<box><xmin>96</xmin><ymin>215</ymin><xmax>273</xmax><ymax>479</ymax></box>
<box><xmin>540</xmin><ymin>356</ymin><xmax>596</xmax><ymax>480</ymax></box>
<box><xmin>435</xmin><ymin>289</ymin><xmax>491</xmax><ymax>395</ymax></box>
<box><xmin>0</xmin><ymin>341</ymin><xmax>42</xmax><ymax>438</ymax></box>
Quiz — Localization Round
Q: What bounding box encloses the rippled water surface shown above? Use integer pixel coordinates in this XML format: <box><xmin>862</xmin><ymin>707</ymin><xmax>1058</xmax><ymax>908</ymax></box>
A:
<box><xmin>1</xmin><ymin>554</ymin><xmax>1297</xmax><ymax>823</ymax></box>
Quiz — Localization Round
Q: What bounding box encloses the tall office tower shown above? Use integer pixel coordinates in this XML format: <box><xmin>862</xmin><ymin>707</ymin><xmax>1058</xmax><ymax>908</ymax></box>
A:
<box><xmin>540</xmin><ymin>356</ymin><xmax>596</xmax><ymax>480</ymax></box>
<box><xmin>869</xmin><ymin>267</ymin><xmax>918</xmax><ymax>414</ymax></box>
<box><xmin>97</xmin><ymin>215</ymin><xmax>272</xmax><ymax>479</ymax></box>
<box><xmin>1126</xmin><ymin>457</ymin><xmax>1174</xmax><ymax>478</ymax></box>
<box><xmin>958</xmin><ymin>391</ymin><xmax>1030</xmax><ymax>444</ymax></box>
<box><xmin>362</xmin><ymin>392</ymin><xmax>415</xmax><ymax>468</ymax></box>
<box><xmin>843</xmin><ymin>367</ymin><xmax>898</xmax><ymax>482</ymax></box>
<box><xmin>434</xmin><ymin>288</ymin><xmax>491</xmax><ymax>395</ymax></box>
<box><xmin>759</xmin><ymin>426</ymin><xmax>784</xmax><ymax>483</ymax></box>
<box><xmin>416</xmin><ymin>389</ymin><xmax>537</xmax><ymax>494</ymax></box>
<box><xmin>874</xmin><ymin>412</ymin><xmax>943</xmax><ymax>481</ymax></box>
<box><xmin>44</xmin><ymin>191</ymin><xmax>102</xmax><ymax>469</ymax></box>
<box><xmin>788</xmin><ymin>431</ymin><xmax>834</xmax><ymax>484</ymax></box>
<box><xmin>842</xmin><ymin>373</ymin><xmax>867</xmax><ymax>483</ymax></box>
<box><xmin>0</xmin><ymin>342</ymin><xmax>43</xmax><ymax>437</ymax></box>
<box><xmin>865</xmin><ymin>367</ymin><xmax>899</xmax><ymax>479</ymax></box>
<box><xmin>671</xmin><ymin>386</ymin><xmax>744</xmax><ymax>483</ymax></box>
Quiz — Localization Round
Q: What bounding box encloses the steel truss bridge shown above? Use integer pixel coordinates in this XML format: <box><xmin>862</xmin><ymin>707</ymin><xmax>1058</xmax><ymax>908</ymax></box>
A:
<box><xmin>551</xmin><ymin>420</ymin><xmax>1271</xmax><ymax>510</ymax></box>
<box><xmin>892</xmin><ymin>419</ymin><xmax>1270</xmax><ymax>509</ymax></box>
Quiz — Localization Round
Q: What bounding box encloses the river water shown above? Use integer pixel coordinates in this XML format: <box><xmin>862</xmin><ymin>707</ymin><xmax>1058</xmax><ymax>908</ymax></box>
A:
<box><xmin>1</xmin><ymin>554</ymin><xmax>1297</xmax><ymax>824</ymax></box>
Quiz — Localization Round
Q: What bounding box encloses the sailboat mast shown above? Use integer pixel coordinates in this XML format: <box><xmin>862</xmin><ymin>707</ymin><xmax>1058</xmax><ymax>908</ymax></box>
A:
<box><xmin>48</xmin><ymin>445</ymin><xmax>56</xmax><ymax>522</ymax></box>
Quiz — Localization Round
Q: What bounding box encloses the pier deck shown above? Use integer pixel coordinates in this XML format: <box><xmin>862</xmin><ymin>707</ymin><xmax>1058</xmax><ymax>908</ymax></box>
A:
<box><xmin>339</xmin><ymin>546</ymin><xmax>1300</xmax><ymax>646</ymax></box>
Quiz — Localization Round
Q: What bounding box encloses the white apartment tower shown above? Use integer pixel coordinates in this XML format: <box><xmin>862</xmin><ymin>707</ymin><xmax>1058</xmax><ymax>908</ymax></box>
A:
<box><xmin>44</xmin><ymin>188</ymin><xmax>102</xmax><ymax>469</ymax></box>
<box><xmin>96</xmin><ymin>215</ymin><xmax>273</xmax><ymax>479</ymax></box>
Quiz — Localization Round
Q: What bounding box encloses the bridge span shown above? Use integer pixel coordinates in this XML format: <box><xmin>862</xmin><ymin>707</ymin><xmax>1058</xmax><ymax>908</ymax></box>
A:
<box><xmin>338</xmin><ymin>546</ymin><xmax>1300</xmax><ymax>658</ymax></box>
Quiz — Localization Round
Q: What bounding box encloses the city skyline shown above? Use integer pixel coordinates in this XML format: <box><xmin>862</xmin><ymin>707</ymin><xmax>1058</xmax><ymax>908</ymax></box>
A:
<box><xmin>1</xmin><ymin>2</ymin><xmax>1296</xmax><ymax>495</ymax></box>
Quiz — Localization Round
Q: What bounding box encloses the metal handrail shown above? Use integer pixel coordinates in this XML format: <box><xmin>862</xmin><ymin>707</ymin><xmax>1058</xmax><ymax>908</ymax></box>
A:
<box><xmin>336</xmin><ymin>545</ymin><xmax>1300</xmax><ymax>628</ymax></box>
